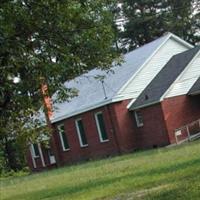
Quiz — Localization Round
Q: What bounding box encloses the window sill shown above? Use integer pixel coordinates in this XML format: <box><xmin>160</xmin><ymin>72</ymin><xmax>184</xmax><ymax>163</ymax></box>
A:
<box><xmin>80</xmin><ymin>144</ymin><xmax>89</xmax><ymax>148</ymax></box>
<box><xmin>100</xmin><ymin>139</ymin><xmax>109</xmax><ymax>143</ymax></box>
<box><xmin>33</xmin><ymin>156</ymin><xmax>40</xmax><ymax>159</ymax></box>
<box><xmin>137</xmin><ymin>124</ymin><xmax>144</xmax><ymax>128</ymax></box>
<box><xmin>63</xmin><ymin>148</ymin><xmax>70</xmax><ymax>152</ymax></box>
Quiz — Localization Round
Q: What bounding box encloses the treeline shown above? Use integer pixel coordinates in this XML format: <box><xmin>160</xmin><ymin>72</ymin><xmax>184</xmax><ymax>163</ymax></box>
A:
<box><xmin>117</xmin><ymin>0</ymin><xmax>199</xmax><ymax>51</ymax></box>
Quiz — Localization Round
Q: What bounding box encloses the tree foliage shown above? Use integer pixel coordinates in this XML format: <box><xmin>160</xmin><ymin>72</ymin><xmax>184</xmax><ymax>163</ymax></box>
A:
<box><xmin>0</xmin><ymin>0</ymin><xmax>119</xmax><ymax>170</ymax></box>
<box><xmin>120</xmin><ymin>0</ymin><xmax>200</xmax><ymax>51</ymax></box>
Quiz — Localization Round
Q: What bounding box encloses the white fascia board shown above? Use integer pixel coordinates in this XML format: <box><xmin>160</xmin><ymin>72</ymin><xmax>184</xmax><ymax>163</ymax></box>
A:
<box><xmin>51</xmin><ymin>94</ymin><xmax>136</xmax><ymax>124</ymax></box>
<box><xmin>189</xmin><ymin>91</ymin><xmax>200</xmax><ymax>96</ymax></box>
<box><xmin>51</xmin><ymin>98</ymin><xmax>113</xmax><ymax>123</ymax></box>
<box><xmin>51</xmin><ymin>94</ymin><xmax>140</xmax><ymax>124</ymax></box>
<box><xmin>127</xmin><ymin>100</ymin><xmax>160</xmax><ymax>111</ymax></box>
<box><xmin>112</xmin><ymin>93</ymin><xmax>138</xmax><ymax>102</ymax></box>
<box><xmin>160</xmin><ymin>50</ymin><xmax>200</xmax><ymax>101</ymax></box>
<box><xmin>127</xmin><ymin>98</ymin><xmax>136</xmax><ymax>109</ymax></box>
<box><xmin>170</xmin><ymin>33</ymin><xmax>194</xmax><ymax>49</ymax></box>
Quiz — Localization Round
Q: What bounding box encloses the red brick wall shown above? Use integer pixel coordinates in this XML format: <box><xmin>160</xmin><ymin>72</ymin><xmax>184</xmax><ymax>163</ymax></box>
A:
<box><xmin>27</xmin><ymin>98</ymin><xmax>172</xmax><ymax>171</ymax></box>
<box><xmin>161</xmin><ymin>95</ymin><xmax>200</xmax><ymax>143</ymax></box>
<box><xmin>110</xmin><ymin>100</ymin><xmax>137</xmax><ymax>152</ymax></box>
<box><xmin>51</xmin><ymin>105</ymin><xmax>120</xmax><ymax>166</ymax></box>
<box><xmin>133</xmin><ymin>103</ymin><xmax>170</xmax><ymax>149</ymax></box>
<box><xmin>28</xmin><ymin>94</ymin><xmax>200</xmax><ymax>171</ymax></box>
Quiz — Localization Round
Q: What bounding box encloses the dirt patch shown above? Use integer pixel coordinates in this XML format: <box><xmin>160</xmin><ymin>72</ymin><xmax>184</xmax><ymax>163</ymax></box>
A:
<box><xmin>107</xmin><ymin>184</ymin><xmax>172</xmax><ymax>200</ymax></box>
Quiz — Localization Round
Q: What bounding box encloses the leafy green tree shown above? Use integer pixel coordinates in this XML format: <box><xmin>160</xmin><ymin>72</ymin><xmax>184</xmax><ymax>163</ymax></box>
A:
<box><xmin>0</xmin><ymin>0</ymin><xmax>120</xmax><ymax>171</ymax></box>
<box><xmin>120</xmin><ymin>0</ymin><xmax>200</xmax><ymax>51</ymax></box>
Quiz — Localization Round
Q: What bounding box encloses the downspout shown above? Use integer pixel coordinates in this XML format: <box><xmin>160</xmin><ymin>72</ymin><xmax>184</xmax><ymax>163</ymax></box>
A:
<box><xmin>106</xmin><ymin>104</ymin><xmax>121</xmax><ymax>154</ymax></box>
<box><xmin>100</xmin><ymin>78</ymin><xmax>121</xmax><ymax>153</ymax></box>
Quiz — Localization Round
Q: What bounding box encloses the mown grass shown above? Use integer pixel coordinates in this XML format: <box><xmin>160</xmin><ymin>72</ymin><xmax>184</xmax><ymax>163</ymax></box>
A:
<box><xmin>1</xmin><ymin>141</ymin><xmax>200</xmax><ymax>200</ymax></box>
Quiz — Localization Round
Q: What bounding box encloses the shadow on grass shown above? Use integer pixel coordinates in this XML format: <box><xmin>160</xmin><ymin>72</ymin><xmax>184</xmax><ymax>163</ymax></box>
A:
<box><xmin>3</xmin><ymin>157</ymin><xmax>200</xmax><ymax>200</ymax></box>
<box><xmin>145</xmin><ymin>178</ymin><xmax>200</xmax><ymax>200</ymax></box>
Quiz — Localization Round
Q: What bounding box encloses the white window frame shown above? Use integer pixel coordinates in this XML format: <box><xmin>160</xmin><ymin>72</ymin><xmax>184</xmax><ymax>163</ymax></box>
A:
<box><xmin>134</xmin><ymin>110</ymin><xmax>144</xmax><ymax>127</ymax></box>
<box><xmin>47</xmin><ymin>149</ymin><xmax>56</xmax><ymax>164</ymax></box>
<box><xmin>31</xmin><ymin>143</ymin><xmax>40</xmax><ymax>158</ymax></box>
<box><xmin>95</xmin><ymin>112</ymin><xmax>109</xmax><ymax>143</ymax></box>
<box><xmin>75</xmin><ymin>118</ymin><xmax>88</xmax><ymax>147</ymax></box>
<box><xmin>57</xmin><ymin>124</ymin><xmax>70</xmax><ymax>151</ymax></box>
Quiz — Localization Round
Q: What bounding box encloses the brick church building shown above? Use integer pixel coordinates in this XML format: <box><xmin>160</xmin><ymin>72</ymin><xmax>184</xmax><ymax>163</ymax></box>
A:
<box><xmin>26</xmin><ymin>33</ymin><xmax>200</xmax><ymax>171</ymax></box>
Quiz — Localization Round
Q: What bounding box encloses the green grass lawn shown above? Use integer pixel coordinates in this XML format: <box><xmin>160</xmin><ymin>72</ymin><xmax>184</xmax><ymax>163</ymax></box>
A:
<box><xmin>1</xmin><ymin>141</ymin><xmax>200</xmax><ymax>200</ymax></box>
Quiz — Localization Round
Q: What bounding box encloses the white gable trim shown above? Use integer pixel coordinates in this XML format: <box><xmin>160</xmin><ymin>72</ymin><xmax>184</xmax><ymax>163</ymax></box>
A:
<box><xmin>127</xmin><ymin>98</ymin><xmax>136</xmax><ymax>110</ymax></box>
<box><xmin>114</xmin><ymin>34</ymin><xmax>171</xmax><ymax>97</ymax></box>
<box><xmin>113</xmin><ymin>33</ymin><xmax>193</xmax><ymax>102</ymax></box>
<box><xmin>160</xmin><ymin>50</ymin><xmax>200</xmax><ymax>100</ymax></box>
<box><xmin>189</xmin><ymin>90</ymin><xmax>200</xmax><ymax>96</ymax></box>
<box><xmin>127</xmin><ymin>100</ymin><xmax>160</xmax><ymax>111</ymax></box>
<box><xmin>169</xmin><ymin>33</ymin><xmax>193</xmax><ymax>49</ymax></box>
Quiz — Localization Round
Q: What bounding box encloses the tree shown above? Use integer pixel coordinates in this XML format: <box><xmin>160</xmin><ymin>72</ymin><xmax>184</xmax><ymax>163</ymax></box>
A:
<box><xmin>120</xmin><ymin>0</ymin><xmax>200</xmax><ymax>51</ymax></box>
<box><xmin>0</xmin><ymin>0</ymin><xmax>120</xmax><ymax>171</ymax></box>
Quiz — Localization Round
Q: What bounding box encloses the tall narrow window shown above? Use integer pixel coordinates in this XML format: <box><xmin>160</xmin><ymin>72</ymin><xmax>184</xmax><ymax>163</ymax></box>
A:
<box><xmin>31</xmin><ymin>143</ymin><xmax>40</xmax><ymax>157</ymax></box>
<box><xmin>134</xmin><ymin>110</ymin><xmax>144</xmax><ymax>127</ymax></box>
<box><xmin>57</xmin><ymin>124</ymin><xmax>70</xmax><ymax>151</ymax></box>
<box><xmin>95</xmin><ymin>112</ymin><xmax>109</xmax><ymax>142</ymax></box>
<box><xmin>75</xmin><ymin>118</ymin><xmax>88</xmax><ymax>147</ymax></box>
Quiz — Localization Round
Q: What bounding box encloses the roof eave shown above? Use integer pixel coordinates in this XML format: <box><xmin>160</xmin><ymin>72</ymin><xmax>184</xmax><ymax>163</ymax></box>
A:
<box><xmin>188</xmin><ymin>91</ymin><xmax>200</xmax><ymax>96</ymax></box>
<box><xmin>51</xmin><ymin>93</ymin><xmax>145</xmax><ymax>124</ymax></box>
<box><xmin>51</xmin><ymin>98</ymin><xmax>114</xmax><ymax>123</ymax></box>
<box><xmin>128</xmin><ymin>100</ymin><xmax>160</xmax><ymax>111</ymax></box>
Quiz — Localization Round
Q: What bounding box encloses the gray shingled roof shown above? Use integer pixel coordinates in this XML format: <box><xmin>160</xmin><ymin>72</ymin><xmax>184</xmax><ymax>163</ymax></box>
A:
<box><xmin>188</xmin><ymin>76</ymin><xmax>200</xmax><ymax>95</ymax></box>
<box><xmin>129</xmin><ymin>46</ymin><xmax>200</xmax><ymax>110</ymax></box>
<box><xmin>51</xmin><ymin>34</ymin><xmax>170</xmax><ymax>123</ymax></box>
